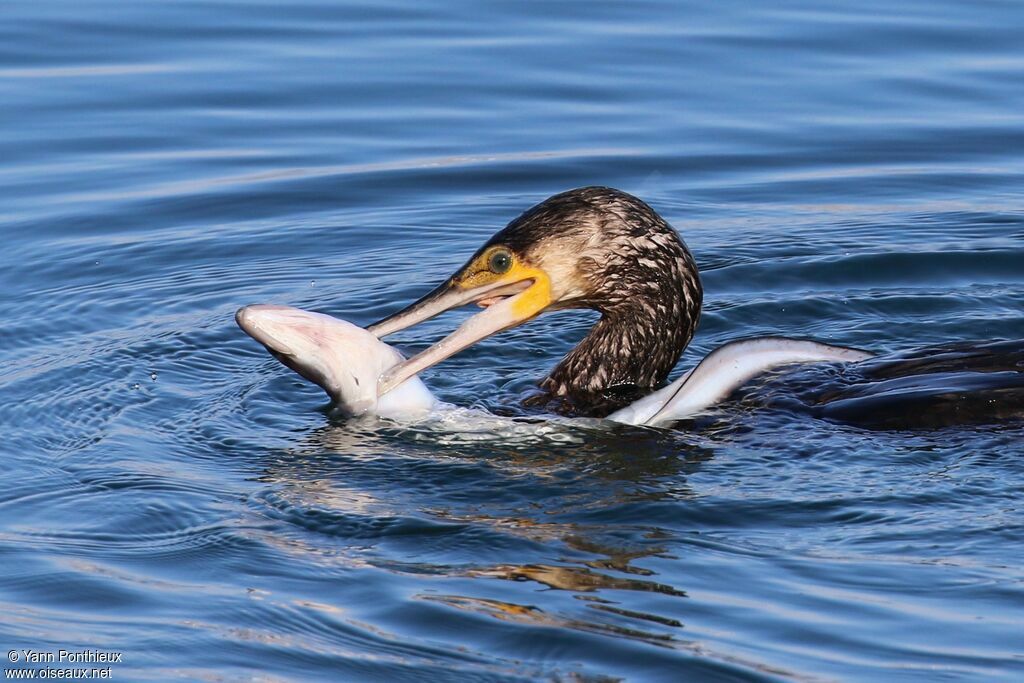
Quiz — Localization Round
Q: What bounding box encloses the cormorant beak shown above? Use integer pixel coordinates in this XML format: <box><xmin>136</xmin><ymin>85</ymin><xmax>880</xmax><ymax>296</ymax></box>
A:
<box><xmin>368</xmin><ymin>266</ymin><xmax>552</xmax><ymax>396</ymax></box>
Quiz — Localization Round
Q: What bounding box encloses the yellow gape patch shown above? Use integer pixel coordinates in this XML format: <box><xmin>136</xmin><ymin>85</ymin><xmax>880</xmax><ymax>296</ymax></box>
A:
<box><xmin>454</xmin><ymin>248</ymin><xmax>553</xmax><ymax>321</ymax></box>
<box><xmin>509</xmin><ymin>265</ymin><xmax>552</xmax><ymax>319</ymax></box>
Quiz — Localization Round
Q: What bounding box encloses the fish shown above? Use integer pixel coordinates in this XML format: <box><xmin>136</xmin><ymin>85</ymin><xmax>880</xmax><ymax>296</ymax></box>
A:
<box><xmin>235</xmin><ymin>304</ymin><xmax>435</xmax><ymax>420</ymax></box>
<box><xmin>236</xmin><ymin>304</ymin><xmax>870</xmax><ymax>427</ymax></box>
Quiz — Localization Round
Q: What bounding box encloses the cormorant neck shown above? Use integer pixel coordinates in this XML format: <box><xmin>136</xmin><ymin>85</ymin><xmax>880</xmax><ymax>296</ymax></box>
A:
<box><xmin>539</xmin><ymin>301</ymin><xmax>699</xmax><ymax>415</ymax></box>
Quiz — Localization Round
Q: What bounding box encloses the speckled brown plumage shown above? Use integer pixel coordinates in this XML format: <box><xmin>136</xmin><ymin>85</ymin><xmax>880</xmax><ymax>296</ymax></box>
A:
<box><xmin>477</xmin><ymin>187</ymin><xmax>703</xmax><ymax>416</ymax></box>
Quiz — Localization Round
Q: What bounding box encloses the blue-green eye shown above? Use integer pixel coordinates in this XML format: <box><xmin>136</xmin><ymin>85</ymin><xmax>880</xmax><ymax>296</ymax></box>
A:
<box><xmin>489</xmin><ymin>249</ymin><xmax>513</xmax><ymax>274</ymax></box>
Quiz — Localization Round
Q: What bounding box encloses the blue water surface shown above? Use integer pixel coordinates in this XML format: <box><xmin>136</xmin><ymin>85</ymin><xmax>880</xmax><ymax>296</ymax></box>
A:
<box><xmin>2</xmin><ymin>1</ymin><xmax>1023</xmax><ymax>680</ymax></box>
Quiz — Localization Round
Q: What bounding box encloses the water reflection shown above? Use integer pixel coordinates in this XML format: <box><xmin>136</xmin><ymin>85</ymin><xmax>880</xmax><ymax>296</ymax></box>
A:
<box><xmin>468</xmin><ymin>564</ymin><xmax>685</xmax><ymax>597</ymax></box>
<box><xmin>244</xmin><ymin>418</ymin><xmax>716</xmax><ymax>658</ymax></box>
<box><xmin>418</xmin><ymin>594</ymin><xmax>805</xmax><ymax>680</ymax></box>
<box><xmin>421</xmin><ymin>594</ymin><xmax>678</xmax><ymax>648</ymax></box>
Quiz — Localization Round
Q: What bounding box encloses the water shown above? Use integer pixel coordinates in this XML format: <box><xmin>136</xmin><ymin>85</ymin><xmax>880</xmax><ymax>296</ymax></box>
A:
<box><xmin>2</xmin><ymin>1</ymin><xmax>1023</xmax><ymax>680</ymax></box>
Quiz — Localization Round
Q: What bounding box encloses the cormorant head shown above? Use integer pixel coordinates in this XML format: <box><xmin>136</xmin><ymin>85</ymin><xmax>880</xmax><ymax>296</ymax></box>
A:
<box><xmin>369</xmin><ymin>186</ymin><xmax>702</xmax><ymax>395</ymax></box>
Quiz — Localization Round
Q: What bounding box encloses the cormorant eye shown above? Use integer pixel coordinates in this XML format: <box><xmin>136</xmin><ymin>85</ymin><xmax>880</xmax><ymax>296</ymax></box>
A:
<box><xmin>489</xmin><ymin>249</ymin><xmax>513</xmax><ymax>274</ymax></box>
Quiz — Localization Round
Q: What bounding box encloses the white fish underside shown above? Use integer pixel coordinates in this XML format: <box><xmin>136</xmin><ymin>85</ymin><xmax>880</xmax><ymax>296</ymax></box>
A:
<box><xmin>236</xmin><ymin>305</ymin><xmax>872</xmax><ymax>427</ymax></box>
